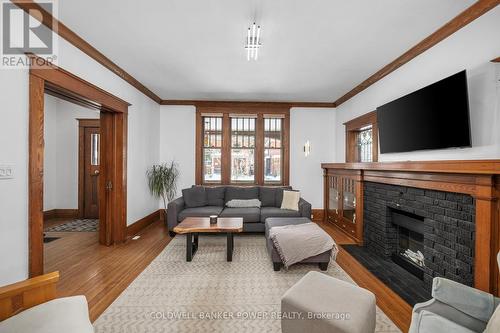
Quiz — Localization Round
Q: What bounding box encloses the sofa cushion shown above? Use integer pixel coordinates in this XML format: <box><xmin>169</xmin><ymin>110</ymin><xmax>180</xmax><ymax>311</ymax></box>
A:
<box><xmin>275</xmin><ymin>186</ymin><xmax>292</xmax><ymax>207</ymax></box>
<box><xmin>206</xmin><ymin>187</ymin><xmax>225</xmax><ymax>207</ymax></box>
<box><xmin>178</xmin><ymin>206</ymin><xmax>223</xmax><ymax>221</ymax></box>
<box><xmin>182</xmin><ymin>186</ymin><xmax>207</xmax><ymax>208</ymax></box>
<box><xmin>225</xmin><ymin>187</ymin><xmax>259</xmax><ymax>204</ymax></box>
<box><xmin>220</xmin><ymin>207</ymin><xmax>261</xmax><ymax>223</ymax></box>
<box><xmin>261</xmin><ymin>207</ymin><xmax>301</xmax><ymax>222</ymax></box>
<box><xmin>259</xmin><ymin>187</ymin><xmax>277</xmax><ymax>207</ymax></box>
<box><xmin>0</xmin><ymin>296</ymin><xmax>94</xmax><ymax>333</ymax></box>
<box><xmin>413</xmin><ymin>311</ymin><xmax>476</xmax><ymax>333</ymax></box>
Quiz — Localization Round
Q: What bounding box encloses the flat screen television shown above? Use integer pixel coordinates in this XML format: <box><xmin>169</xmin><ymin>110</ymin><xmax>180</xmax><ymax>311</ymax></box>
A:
<box><xmin>377</xmin><ymin>70</ymin><xmax>471</xmax><ymax>154</ymax></box>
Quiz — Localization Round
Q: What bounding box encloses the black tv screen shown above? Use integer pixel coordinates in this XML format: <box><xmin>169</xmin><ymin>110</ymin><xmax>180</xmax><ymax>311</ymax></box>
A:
<box><xmin>377</xmin><ymin>70</ymin><xmax>471</xmax><ymax>154</ymax></box>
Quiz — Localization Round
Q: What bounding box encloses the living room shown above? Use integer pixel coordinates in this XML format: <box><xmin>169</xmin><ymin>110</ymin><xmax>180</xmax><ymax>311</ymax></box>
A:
<box><xmin>0</xmin><ymin>1</ymin><xmax>499</xmax><ymax>332</ymax></box>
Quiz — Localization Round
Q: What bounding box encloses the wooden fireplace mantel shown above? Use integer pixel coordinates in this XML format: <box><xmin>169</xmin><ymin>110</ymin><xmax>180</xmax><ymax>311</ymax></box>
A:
<box><xmin>321</xmin><ymin>160</ymin><xmax>500</xmax><ymax>295</ymax></box>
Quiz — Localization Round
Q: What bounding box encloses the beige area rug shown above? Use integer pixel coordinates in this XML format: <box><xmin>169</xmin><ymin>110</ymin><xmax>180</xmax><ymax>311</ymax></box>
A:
<box><xmin>94</xmin><ymin>235</ymin><xmax>401</xmax><ymax>332</ymax></box>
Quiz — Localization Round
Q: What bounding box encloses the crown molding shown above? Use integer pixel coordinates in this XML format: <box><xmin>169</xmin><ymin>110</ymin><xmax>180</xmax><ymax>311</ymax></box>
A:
<box><xmin>333</xmin><ymin>0</ymin><xmax>500</xmax><ymax>107</ymax></box>
<box><xmin>160</xmin><ymin>100</ymin><xmax>336</xmax><ymax>108</ymax></box>
<box><xmin>12</xmin><ymin>0</ymin><xmax>162</xmax><ymax>104</ymax></box>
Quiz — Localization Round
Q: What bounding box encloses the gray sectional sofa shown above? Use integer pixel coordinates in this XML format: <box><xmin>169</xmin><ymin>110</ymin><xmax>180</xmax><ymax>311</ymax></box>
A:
<box><xmin>167</xmin><ymin>186</ymin><xmax>312</xmax><ymax>236</ymax></box>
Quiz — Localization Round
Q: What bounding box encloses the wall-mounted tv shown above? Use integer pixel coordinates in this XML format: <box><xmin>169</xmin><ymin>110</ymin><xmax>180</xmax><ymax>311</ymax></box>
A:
<box><xmin>377</xmin><ymin>70</ymin><xmax>471</xmax><ymax>154</ymax></box>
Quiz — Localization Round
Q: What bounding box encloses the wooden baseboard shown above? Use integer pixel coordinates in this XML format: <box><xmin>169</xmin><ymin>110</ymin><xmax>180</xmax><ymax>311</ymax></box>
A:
<box><xmin>43</xmin><ymin>209</ymin><xmax>79</xmax><ymax>221</ymax></box>
<box><xmin>311</xmin><ymin>209</ymin><xmax>324</xmax><ymax>222</ymax></box>
<box><xmin>126</xmin><ymin>210</ymin><xmax>163</xmax><ymax>238</ymax></box>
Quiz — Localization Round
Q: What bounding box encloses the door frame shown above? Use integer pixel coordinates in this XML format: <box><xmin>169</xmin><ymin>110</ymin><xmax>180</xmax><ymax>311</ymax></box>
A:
<box><xmin>29</xmin><ymin>57</ymin><xmax>130</xmax><ymax>277</ymax></box>
<box><xmin>78</xmin><ymin>119</ymin><xmax>101</xmax><ymax>219</ymax></box>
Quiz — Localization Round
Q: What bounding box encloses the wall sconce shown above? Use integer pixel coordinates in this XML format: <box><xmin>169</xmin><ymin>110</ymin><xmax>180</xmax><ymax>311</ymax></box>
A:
<box><xmin>304</xmin><ymin>140</ymin><xmax>311</xmax><ymax>157</ymax></box>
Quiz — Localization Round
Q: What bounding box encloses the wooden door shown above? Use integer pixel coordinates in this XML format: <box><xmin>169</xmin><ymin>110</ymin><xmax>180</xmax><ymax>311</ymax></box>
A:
<box><xmin>83</xmin><ymin>124</ymin><xmax>100</xmax><ymax>218</ymax></box>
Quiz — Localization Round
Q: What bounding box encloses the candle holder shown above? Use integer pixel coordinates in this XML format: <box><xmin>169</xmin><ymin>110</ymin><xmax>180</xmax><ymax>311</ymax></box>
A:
<box><xmin>209</xmin><ymin>215</ymin><xmax>218</xmax><ymax>224</ymax></box>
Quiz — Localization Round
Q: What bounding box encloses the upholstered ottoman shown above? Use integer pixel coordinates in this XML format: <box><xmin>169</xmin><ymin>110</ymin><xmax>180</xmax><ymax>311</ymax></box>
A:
<box><xmin>281</xmin><ymin>271</ymin><xmax>376</xmax><ymax>333</ymax></box>
<box><xmin>265</xmin><ymin>217</ymin><xmax>331</xmax><ymax>271</ymax></box>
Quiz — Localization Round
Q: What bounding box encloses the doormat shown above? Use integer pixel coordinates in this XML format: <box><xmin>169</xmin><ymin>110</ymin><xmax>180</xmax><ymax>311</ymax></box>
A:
<box><xmin>45</xmin><ymin>219</ymin><xmax>99</xmax><ymax>232</ymax></box>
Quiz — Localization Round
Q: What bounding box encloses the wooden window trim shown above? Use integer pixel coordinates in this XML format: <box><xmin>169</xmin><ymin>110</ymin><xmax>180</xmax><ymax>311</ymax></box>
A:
<box><xmin>344</xmin><ymin>111</ymin><xmax>378</xmax><ymax>163</ymax></box>
<box><xmin>196</xmin><ymin>107</ymin><xmax>290</xmax><ymax>186</ymax></box>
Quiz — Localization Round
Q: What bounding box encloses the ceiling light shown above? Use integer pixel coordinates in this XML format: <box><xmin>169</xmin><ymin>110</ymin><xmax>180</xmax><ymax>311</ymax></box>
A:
<box><xmin>245</xmin><ymin>22</ymin><xmax>261</xmax><ymax>61</ymax></box>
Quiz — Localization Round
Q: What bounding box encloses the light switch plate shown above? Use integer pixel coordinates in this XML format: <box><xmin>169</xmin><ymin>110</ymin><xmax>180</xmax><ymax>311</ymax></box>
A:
<box><xmin>0</xmin><ymin>165</ymin><xmax>14</xmax><ymax>179</ymax></box>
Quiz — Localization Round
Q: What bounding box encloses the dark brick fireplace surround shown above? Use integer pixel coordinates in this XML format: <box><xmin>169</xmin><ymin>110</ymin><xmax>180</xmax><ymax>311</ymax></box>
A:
<box><xmin>363</xmin><ymin>182</ymin><xmax>476</xmax><ymax>290</ymax></box>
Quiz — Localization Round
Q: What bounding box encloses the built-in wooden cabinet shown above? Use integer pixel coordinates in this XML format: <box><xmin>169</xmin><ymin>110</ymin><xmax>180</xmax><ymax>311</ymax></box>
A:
<box><xmin>324</xmin><ymin>168</ymin><xmax>363</xmax><ymax>244</ymax></box>
<box><xmin>321</xmin><ymin>160</ymin><xmax>500</xmax><ymax>295</ymax></box>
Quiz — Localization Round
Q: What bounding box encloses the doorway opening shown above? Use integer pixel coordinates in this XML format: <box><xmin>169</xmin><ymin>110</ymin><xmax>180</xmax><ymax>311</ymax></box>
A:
<box><xmin>29</xmin><ymin>58</ymin><xmax>129</xmax><ymax>277</ymax></box>
<box><xmin>42</xmin><ymin>94</ymin><xmax>101</xmax><ymax>271</ymax></box>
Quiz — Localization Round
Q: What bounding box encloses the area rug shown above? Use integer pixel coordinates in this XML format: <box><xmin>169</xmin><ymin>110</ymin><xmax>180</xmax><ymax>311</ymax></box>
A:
<box><xmin>45</xmin><ymin>219</ymin><xmax>98</xmax><ymax>232</ymax></box>
<box><xmin>94</xmin><ymin>235</ymin><xmax>400</xmax><ymax>332</ymax></box>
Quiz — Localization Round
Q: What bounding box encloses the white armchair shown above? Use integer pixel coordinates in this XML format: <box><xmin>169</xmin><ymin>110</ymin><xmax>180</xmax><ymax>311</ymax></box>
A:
<box><xmin>409</xmin><ymin>253</ymin><xmax>500</xmax><ymax>333</ymax></box>
<box><xmin>0</xmin><ymin>272</ymin><xmax>94</xmax><ymax>333</ymax></box>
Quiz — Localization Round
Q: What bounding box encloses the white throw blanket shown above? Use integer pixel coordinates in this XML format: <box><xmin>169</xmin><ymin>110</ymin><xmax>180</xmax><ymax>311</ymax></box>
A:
<box><xmin>269</xmin><ymin>222</ymin><xmax>338</xmax><ymax>268</ymax></box>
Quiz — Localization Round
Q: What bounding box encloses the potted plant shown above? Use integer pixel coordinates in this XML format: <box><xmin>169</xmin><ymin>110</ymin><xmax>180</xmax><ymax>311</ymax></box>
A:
<box><xmin>146</xmin><ymin>161</ymin><xmax>180</xmax><ymax>222</ymax></box>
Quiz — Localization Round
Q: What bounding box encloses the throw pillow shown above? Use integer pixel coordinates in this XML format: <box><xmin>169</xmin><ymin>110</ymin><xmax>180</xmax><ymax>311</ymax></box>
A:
<box><xmin>182</xmin><ymin>186</ymin><xmax>207</xmax><ymax>208</ymax></box>
<box><xmin>281</xmin><ymin>190</ymin><xmax>300</xmax><ymax>211</ymax></box>
<box><xmin>226</xmin><ymin>199</ymin><xmax>262</xmax><ymax>208</ymax></box>
<box><xmin>206</xmin><ymin>187</ymin><xmax>225</xmax><ymax>206</ymax></box>
<box><xmin>275</xmin><ymin>186</ymin><xmax>292</xmax><ymax>207</ymax></box>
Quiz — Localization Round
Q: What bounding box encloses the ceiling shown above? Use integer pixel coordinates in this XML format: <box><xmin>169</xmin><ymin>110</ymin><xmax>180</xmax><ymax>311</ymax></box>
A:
<box><xmin>58</xmin><ymin>0</ymin><xmax>475</xmax><ymax>103</ymax></box>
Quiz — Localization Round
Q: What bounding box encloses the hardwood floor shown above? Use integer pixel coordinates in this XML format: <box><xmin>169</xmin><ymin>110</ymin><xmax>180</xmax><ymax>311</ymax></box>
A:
<box><xmin>43</xmin><ymin>217</ymin><xmax>410</xmax><ymax>330</ymax></box>
<box><xmin>316</xmin><ymin>220</ymin><xmax>412</xmax><ymax>332</ymax></box>
<box><xmin>44</xmin><ymin>218</ymin><xmax>171</xmax><ymax>321</ymax></box>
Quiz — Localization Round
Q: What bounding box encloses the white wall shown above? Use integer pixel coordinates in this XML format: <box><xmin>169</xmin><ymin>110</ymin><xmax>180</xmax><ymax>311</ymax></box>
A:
<box><xmin>158</xmin><ymin>106</ymin><xmax>336</xmax><ymax>209</ymax></box>
<box><xmin>0</xmin><ymin>36</ymin><xmax>160</xmax><ymax>285</ymax></box>
<box><xmin>159</xmin><ymin>106</ymin><xmax>196</xmax><ymax>204</ymax></box>
<box><xmin>0</xmin><ymin>69</ymin><xmax>29</xmax><ymax>286</ymax></box>
<box><xmin>333</xmin><ymin>8</ymin><xmax>500</xmax><ymax>162</ymax></box>
<box><xmin>290</xmin><ymin>108</ymin><xmax>336</xmax><ymax>208</ymax></box>
<box><xmin>43</xmin><ymin>95</ymin><xmax>100</xmax><ymax>211</ymax></box>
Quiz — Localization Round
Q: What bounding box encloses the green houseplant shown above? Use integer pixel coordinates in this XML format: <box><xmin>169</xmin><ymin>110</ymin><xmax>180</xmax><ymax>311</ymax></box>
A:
<box><xmin>147</xmin><ymin>162</ymin><xmax>180</xmax><ymax>221</ymax></box>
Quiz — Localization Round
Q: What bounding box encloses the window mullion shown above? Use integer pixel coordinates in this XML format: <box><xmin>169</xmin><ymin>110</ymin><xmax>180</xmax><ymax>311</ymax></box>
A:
<box><xmin>255</xmin><ymin>114</ymin><xmax>264</xmax><ymax>185</ymax></box>
<box><xmin>221</xmin><ymin>113</ymin><xmax>231</xmax><ymax>184</ymax></box>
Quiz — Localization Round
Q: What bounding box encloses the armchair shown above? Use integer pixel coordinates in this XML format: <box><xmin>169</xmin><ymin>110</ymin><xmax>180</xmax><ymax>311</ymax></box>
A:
<box><xmin>409</xmin><ymin>253</ymin><xmax>500</xmax><ymax>333</ymax></box>
<box><xmin>0</xmin><ymin>272</ymin><xmax>93</xmax><ymax>333</ymax></box>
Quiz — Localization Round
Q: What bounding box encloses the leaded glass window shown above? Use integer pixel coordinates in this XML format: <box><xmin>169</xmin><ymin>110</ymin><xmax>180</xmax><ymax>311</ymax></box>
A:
<box><xmin>357</xmin><ymin>125</ymin><xmax>373</xmax><ymax>163</ymax></box>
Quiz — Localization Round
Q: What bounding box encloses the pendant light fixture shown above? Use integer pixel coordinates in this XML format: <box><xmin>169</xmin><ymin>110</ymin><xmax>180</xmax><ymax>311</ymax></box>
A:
<box><xmin>245</xmin><ymin>22</ymin><xmax>261</xmax><ymax>61</ymax></box>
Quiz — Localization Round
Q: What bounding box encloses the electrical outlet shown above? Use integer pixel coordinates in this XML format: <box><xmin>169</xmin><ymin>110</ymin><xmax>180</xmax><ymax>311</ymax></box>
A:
<box><xmin>0</xmin><ymin>165</ymin><xmax>14</xmax><ymax>179</ymax></box>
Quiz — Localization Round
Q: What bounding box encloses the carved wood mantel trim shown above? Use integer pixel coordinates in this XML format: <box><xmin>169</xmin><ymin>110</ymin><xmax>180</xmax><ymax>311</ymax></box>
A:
<box><xmin>321</xmin><ymin>160</ymin><xmax>500</xmax><ymax>295</ymax></box>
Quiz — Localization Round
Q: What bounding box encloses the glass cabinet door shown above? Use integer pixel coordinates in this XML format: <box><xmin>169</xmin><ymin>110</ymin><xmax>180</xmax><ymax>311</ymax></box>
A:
<box><xmin>328</xmin><ymin>175</ymin><xmax>340</xmax><ymax>220</ymax></box>
<box><xmin>342</xmin><ymin>178</ymin><xmax>356</xmax><ymax>223</ymax></box>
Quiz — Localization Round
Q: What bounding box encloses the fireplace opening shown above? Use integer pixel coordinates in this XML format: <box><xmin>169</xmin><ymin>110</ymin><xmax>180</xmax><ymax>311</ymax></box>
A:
<box><xmin>391</xmin><ymin>209</ymin><xmax>425</xmax><ymax>280</ymax></box>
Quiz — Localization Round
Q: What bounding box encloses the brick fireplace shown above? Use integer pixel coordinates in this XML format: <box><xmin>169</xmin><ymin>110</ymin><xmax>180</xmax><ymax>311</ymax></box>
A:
<box><xmin>363</xmin><ymin>182</ymin><xmax>475</xmax><ymax>290</ymax></box>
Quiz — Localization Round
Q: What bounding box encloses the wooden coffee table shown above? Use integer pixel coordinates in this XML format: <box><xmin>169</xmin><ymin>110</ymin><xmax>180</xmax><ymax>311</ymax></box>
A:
<box><xmin>173</xmin><ymin>217</ymin><xmax>243</xmax><ymax>262</ymax></box>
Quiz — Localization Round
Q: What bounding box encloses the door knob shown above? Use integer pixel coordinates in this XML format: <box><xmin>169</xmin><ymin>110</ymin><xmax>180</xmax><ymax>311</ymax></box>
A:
<box><xmin>94</xmin><ymin>170</ymin><xmax>100</xmax><ymax>175</ymax></box>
